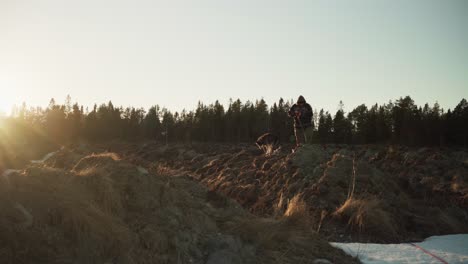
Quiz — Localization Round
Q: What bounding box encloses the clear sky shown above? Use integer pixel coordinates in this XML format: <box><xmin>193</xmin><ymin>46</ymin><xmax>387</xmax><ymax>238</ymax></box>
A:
<box><xmin>0</xmin><ymin>0</ymin><xmax>467</xmax><ymax>114</ymax></box>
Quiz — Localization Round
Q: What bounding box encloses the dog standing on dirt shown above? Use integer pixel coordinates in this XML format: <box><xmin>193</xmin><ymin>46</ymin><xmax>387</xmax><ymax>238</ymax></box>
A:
<box><xmin>256</xmin><ymin>133</ymin><xmax>280</xmax><ymax>155</ymax></box>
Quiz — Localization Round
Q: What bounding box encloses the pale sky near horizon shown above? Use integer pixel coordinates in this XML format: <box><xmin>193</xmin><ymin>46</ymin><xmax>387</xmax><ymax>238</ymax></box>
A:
<box><xmin>0</xmin><ymin>0</ymin><xmax>467</xmax><ymax>115</ymax></box>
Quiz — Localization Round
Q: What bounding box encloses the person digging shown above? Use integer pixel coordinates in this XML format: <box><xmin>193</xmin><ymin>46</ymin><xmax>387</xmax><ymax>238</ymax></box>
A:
<box><xmin>288</xmin><ymin>95</ymin><xmax>313</xmax><ymax>151</ymax></box>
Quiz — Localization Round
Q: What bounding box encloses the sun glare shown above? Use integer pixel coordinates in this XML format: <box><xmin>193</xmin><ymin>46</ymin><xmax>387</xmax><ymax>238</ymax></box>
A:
<box><xmin>0</xmin><ymin>102</ymin><xmax>10</xmax><ymax>116</ymax></box>
<box><xmin>0</xmin><ymin>89</ymin><xmax>14</xmax><ymax>116</ymax></box>
<box><xmin>0</xmin><ymin>76</ymin><xmax>18</xmax><ymax>116</ymax></box>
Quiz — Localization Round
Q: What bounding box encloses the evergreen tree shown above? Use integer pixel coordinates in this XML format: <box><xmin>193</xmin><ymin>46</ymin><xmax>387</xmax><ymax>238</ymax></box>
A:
<box><xmin>3</xmin><ymin>96</ymin><xmax>467</xmax><ymax>147</ymax></box>
<box><xmin>144</xmin><ymin>105</ymin><xmax>161</xmax><ymax>140</ymax></box>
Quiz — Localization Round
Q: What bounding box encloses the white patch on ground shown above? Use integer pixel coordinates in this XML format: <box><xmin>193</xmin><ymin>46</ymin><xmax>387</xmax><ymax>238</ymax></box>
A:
<box><xmin>331</xmin><ymin>234</ymin><xmax>468</xmax><ymax>264</ymax></box>
<box><xmin>2</xmin><ymin>169</ymin><xmax>21</xmax><ymax>178</ymax></box>
<box><xmin>1</xmin><ymin>169</ymin><xmax>21</xmax><ymax>187</ymax></box>
<box><xmin>31</xmin><ymin>151</ymin><xmax>57</xmax><ymax>164</ymax></box>
<box><xmin>313</xmin><ymin>259</ymin><xmax>332</xmax><ymax>264</ymax></box>
<box><xmin>137</xmin><ymin>166</ymin><xmax>149</xmax><ymax>175</ymax></box>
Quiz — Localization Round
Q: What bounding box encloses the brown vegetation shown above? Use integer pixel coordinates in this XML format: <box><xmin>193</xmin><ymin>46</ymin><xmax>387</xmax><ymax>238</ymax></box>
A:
<box><xmin>116</xmin><ymin>142</ymin><xmax>468</xmax><ymax>243</ymax></box>
<box><xmin>0</xmin><ymin>147</ymin><xmax>357</xmax><ymax>264</ymax></box>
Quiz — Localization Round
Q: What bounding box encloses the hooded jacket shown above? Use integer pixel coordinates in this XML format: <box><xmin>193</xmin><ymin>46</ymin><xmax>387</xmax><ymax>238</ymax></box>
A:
<box><xmin>288</xmin><ymin>96</ymin><xmax>313</xmax><ymax>128</ymax></box>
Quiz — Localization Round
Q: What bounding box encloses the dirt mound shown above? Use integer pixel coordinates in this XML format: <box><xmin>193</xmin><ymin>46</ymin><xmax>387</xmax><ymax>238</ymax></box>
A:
<box><xmin>120</xmin><ymin>143</ymin><xmax>468</xmax><ymax>243</ymax></box>
<box><xmin>0</xmin><ymin>148</ymin><xmax>356</xmax><ymax>264</ymax></box>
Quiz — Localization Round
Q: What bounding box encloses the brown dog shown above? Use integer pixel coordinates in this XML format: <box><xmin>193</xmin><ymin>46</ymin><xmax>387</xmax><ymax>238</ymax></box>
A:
<box><xmin>256</xmin><ymin>133</ymin><xmax>280</xmax><ymax>154</ymax></box>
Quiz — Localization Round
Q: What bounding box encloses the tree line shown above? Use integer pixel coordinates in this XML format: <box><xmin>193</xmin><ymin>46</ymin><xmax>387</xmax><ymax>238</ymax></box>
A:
<box><xmin>3</xmin><ymin>95</ymin><xmax>468</xmax><ymax>148</ymax></box>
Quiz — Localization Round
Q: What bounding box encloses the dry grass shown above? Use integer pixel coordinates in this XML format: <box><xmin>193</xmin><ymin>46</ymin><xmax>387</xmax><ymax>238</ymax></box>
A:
<box><xmin>74</xmin><ymin>167</ymin><xmax>123</xmax><ymax>215</ymax></box>
<box><xmin>117</xmin><ymin>142</ymin><xmax>468</xmax><ymax>244</ymax></box>
<box><xmin>284</xmin><ymin>194</ymin><xmax>310</xmax><ymax>223</ymax></box>
<box><xmin>227</xmin><ymin>213</ymin><xmax>356</xmax><ymax>264</ymax></box>
<box><xmin>333</xmin><ymin>197</ymin><xmax>398</xmax><ymax>241</ymax></box>
<box><xmin>72</xmin><ymin>152</ymin><xmax>120</xmax><ymax>172</ymax></box>
<box><xmin>91</xmin><ymin>152</ymin><xmax>121</xmax><ymax>160</ymax></box>
<box><xmin>219</xmin><ymin>196</ymin><xmax>357</xmax><ymax>263</ymax></box>
<box><xmin>0</xmin><ymin>148</ymin><xmax>359</xmax><ymax>263</ymax></box>
<box><xmin>0</xmin><ymin>162</ymin><xmax>132</xmax><ymax>263</ymax></box>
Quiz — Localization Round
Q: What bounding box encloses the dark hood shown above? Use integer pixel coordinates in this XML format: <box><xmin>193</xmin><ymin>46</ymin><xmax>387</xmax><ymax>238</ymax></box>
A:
<box><xmin>297</xmin><ymin>95</ymin><xmax>306</xmax><ymax>104</ymax></box>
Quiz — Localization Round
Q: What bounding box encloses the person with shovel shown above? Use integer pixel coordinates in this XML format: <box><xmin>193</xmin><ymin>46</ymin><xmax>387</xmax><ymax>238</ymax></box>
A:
<box><xmin>288</xmin><ymin>95</ymin><xmax>313</xmax><ymax>150</ymax></box>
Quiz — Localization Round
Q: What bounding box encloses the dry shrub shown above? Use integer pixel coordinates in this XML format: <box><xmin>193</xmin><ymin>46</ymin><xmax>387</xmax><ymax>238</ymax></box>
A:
<box><xmin>284</xmin><ymin>194</ymin><xmax>310</xmax><ymax>224</ymax></box>
<box><xmin>334</xmin><ymin>197</ymin><xmax>398</xmax><ymax>241</ymax></box>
